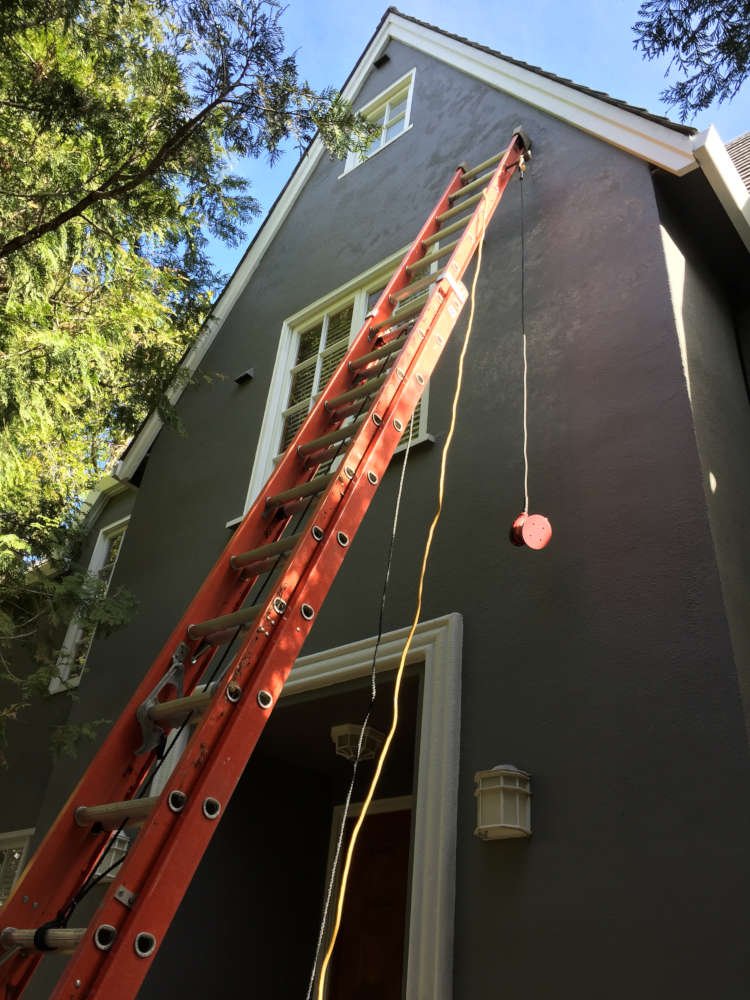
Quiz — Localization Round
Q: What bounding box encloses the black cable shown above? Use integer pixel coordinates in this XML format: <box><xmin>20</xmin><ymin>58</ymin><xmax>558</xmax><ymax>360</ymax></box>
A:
<box><xmin>305</xmin><ymin>410</ymin><xmax>416</xmax><ymax>1000</ymax></box>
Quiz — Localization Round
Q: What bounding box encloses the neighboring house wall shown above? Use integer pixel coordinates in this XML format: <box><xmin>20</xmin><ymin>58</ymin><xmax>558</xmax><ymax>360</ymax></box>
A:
<box><xmin>0</xmin><ymin>487</ymin><xmax>136</xmax><ymax>852</ymax></box>
<box><xmin>657</xmin><ymin>176</ymin><xmax>750</xmax><ymax>743</ymax></box>
<box><xmin>15</xmin><ymin>38</ymin><xmax>750</xmax><ymax>1000</ymax></box>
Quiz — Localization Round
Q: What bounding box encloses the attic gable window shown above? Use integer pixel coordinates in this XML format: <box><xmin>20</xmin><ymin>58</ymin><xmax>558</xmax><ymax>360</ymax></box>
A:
<box><xmin>343</xmin><ymin>69</ymin><xmax>415</xmax><ymax>174</ymax></box>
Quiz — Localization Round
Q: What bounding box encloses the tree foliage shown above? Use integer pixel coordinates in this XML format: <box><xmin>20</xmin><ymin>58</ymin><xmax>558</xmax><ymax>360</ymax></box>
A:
<box><xmin>633</xmin><ymin>0</ymin><xmax>750</xmax><ymax>119</ymax></box>
<box><xmin>0</xmin><ymin>0</ymin><xmax>374</xmax><ymax>759</ymax></box>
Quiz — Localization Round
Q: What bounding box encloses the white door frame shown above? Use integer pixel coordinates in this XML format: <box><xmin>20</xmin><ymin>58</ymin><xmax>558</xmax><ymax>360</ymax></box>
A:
<box><xmin>284</xmin><ymin>612</ymin><xmax>463</xmax><ymax>1000</ymax></box>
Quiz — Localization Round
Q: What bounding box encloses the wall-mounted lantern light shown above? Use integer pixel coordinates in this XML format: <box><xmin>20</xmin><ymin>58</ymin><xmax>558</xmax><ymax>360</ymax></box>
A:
<box><xmin>474</xmin><ymin>765</ymin><xmax>531</xmax><ymax>840</ymax></box>
<box><xmin>330</xmin><ymin>724</ymin><xmax>385</xmax><ymax>762</ymax></box>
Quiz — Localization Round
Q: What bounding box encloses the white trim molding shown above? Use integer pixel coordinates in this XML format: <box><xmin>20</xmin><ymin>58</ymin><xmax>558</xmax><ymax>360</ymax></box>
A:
<box><xmin>692</xmin><ymin>126</ymin><xmax>750</xmax><ymax>252</ymax></box>
<box><xmin>387</xmin><ymin>16</ymin><xmax>697</xmax><ymax>175</ymax></box>
<box><xmin>285</xmin><ymin>612</ymin><xmax>463</xmax><ymax>1000</ymax></box>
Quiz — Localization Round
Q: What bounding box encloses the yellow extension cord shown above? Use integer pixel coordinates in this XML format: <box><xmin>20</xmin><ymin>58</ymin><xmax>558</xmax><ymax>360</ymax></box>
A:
<box><xmin>316</xmin><ymin>205</ymin><xmax>488</xmax><ymax>998</ymax></box>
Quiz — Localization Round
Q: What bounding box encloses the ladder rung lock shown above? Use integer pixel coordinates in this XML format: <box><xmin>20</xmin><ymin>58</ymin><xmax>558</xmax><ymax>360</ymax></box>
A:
<box><xmin>0</xmin><ymin>927</ymin><xmax>86</xmax><ymax>953</ymax></box>
<box><xmin>147</xmin><ymin>686</ymin><xmax>216</xmax><ymax>727</ymax></box>
<box><xmin>437</xmin><ymin>190</ymin><xmax>483</xmax><ymax>223</ymax></box>
<box><xmin>462</xmin><ymin>149</ymin><xmax>504</xmax><ymax>182</ymax></box>
<box><xmin>325</xmin><ymin>372</ymin><xmax>389</xmax><ymax>412</ymax></box>
<box><xmin>230</xmin><ymin>531</ymin><xmax>302</xmax><ymax>569</ymax></box>
<box><xmin>265</xmin><ymin>472</ymin><xmax>336</xmax><ymax>510</ymax></box>
<box><xmin>450</xmin><ymin>167</ymin><xmax>495</xmax><ymax>201</ymax></box>
<box><xmin>422</xmin><ymin>214</ymin><xmax>473</xmax><ymax>249</ymax></box>
<box><xmin>75</xmin><ymin>795</ymin><xmax>159</xmax><ymax>830</ymax></box>
<box><xmin>187</xmin><ymin>602</ymin><xmax>263</xmax><ymax>640</ymax></box>
<box><xmin>370</xmin><ymin>310</ymin><xmax>417</xmax><ymax>336</ymax></box>
<box><xmin>408</xmin><ymin>237</ymin><xmax>461</xmax><ymax>274</ymax></box>
<box><xmin>297</xmin><ymin>418</ymin><xmax>365</xmax><ymax>456</ymax></box>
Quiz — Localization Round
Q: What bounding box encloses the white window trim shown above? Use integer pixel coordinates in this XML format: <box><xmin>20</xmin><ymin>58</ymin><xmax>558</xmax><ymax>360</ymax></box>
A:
<box><xmin>284</xmin><ymin>612</ymin><xmax>462</xmax><ymax>1000</ymax></box>
<box><xmin>340</xmin><ymin>68</ymin><xmax>416</xmax><ymax>176</ymax></box>
<box><xmin>0</xmin><ymin>827</ymin><xmax>34</xmax><ymax>905</ymax></box>
<box><xmin>238</xmin><ymin>249</ymin><xmax>432</xmax><ymax>520</ymax></box>
<box><xmin>49</xmin><ymin>515</ymin><xmax>130</xmax><ymax>694</ymax></box>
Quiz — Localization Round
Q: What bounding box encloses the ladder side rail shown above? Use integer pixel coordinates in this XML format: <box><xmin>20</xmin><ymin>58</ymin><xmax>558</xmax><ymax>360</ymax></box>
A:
<box><xmin>0</xmin><ymin>167</ymin><xmax>465</xmax><ymax>992</ymax></box>
<box><xmin>49</xmin><ymin>133</ymin><xmax>526</xmax><ymax>997</ymax></box>
<box><xmin>51</xmin><ymin>267</ymin><xmax>473</xmax><ymax>1000</ymax></box>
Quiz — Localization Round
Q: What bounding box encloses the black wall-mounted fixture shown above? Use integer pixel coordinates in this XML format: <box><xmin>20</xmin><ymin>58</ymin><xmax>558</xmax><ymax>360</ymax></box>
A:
<box><xmin>234</xmin><ymin>368</ymin><xmax>255</xmax><ymax>385</ymax></box>
<box><xmin>373</xmin><ymin>53</ymin><xmax>390</xmax><ymax>69</ymax></box>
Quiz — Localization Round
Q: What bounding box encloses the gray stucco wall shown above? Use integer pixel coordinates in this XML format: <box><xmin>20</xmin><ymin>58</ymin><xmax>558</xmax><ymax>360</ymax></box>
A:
<box><xmin>15</xmin><ymin>39</ymin><xmax>750</xmax><ymax>999</ymax></box>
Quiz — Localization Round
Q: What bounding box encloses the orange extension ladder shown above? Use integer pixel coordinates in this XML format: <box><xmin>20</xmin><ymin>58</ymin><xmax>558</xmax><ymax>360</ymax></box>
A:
<box><xmin>0</xmin><ymin>129</ymin><xmax>529</xmax><ymax>998</ymax></box>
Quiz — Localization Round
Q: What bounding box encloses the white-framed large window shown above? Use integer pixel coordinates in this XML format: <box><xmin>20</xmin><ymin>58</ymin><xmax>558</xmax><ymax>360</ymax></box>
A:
<box><xmin>0</xmin><ymin>828</ymin><xmax>34</xmax><ymax>905</ymax></box>
<box><xmin>49</xmin><ymin>516</ymin><xmax>129</xmax><ymax>694</ymax></box>
<box><xmin>239</xmin><ymin>252</ymin><xmax>432</xmax><ymax>518</ymax></box>
<box><xmin>342</xmin><ymin>69</ymin><xmax>415</xmax><ymax>175</ymax></box>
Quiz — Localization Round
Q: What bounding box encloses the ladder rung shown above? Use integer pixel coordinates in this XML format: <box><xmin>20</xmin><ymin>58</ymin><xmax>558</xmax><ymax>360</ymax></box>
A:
<box><xmin>230</xmin><ymin>531</ymin><xmax>303</xmax><ymax>570</ymax></box>
<box><xmin>236</xmin><ymin>553</ymin><xmax>288</xmax><ymax>577</ymax></box>
<box><xmin>437</xmin><ymin>190</ymin><xmax>483</xmax><ymax>223</ymax></box>
<box><xmin>389</xmin><ymin>268</ymin><xmax>444</xmax><ymax>305</ymax></box>
<box><xmin>422</xmin><ymin>214</ymin><xmax>472</xmax><ymax>248</ymax></box>
<box><xmin>407</xmin><ymin>237</ymin><xmax>461</xmax><ymax>274</ymax></box>
<box><xmin>297</xmin><ymin>418</ymin><xmax>365</xmax><ymax>456</ymax></box>
<box><xmin>449</xmin><ymin>168</ymin><xmax>494</xmax><ymax>202</ymax></box>
<box><xmin>0</xmin><ymin>927</ymin><xmax>86</xmax><ymax>953</ymax></box>
<box><xmin>325</xmin><ymin>372</ymin><xmax>389</xmax><ymax>413</ymax></box>
<box><xmin>462</xmin><ymin>149</ymin><xmax>504</xmax><ymax>182</ymax></box>
<box><xmin>187</xmin><ymin>602</ymin><xmax>263</xmax><ymax>640</ymax></box>
<box><xmin>75</xmin><ymin>796</ymin><xmax>159</xmax><ymax>830</ymax></box>
<box><xmin>349</xmin><ymin>336</ymin><xmax>407</xmax><ymax>372</ymax></box>
<box><xmin>147</xmin><ymin>684</ymin><xmax>217</xmax><ymax>727</ymax></box>
<box><xmin>265</xmin><ymin>472</ymin><xmax>336</xmax><ymax>510</ymax></box>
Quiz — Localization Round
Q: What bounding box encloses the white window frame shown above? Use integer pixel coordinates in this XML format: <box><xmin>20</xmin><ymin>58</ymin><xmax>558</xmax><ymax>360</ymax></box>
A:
<box><xmin>49</xmin><ymin>515</ymin><xmax>130</xmax><ymax>694</ymax></box>
<box><xmin>285</xmin><ymin>613</ymin><xmax>462</xmax><ymax>1000</ymax></box>
<box><xmin>0</xmin><ymin>827</ymin><xmax>34</xmax><ymax>905</ymax></box>
<box><xmin>341</xmin><ymin>69</ymin><xmax>416</xmax><ymax>176</ymax></box>
<box><xmin>239</xmin><ymin>250</ymin><xmax>433</xmax><ymax>519</ymax></box>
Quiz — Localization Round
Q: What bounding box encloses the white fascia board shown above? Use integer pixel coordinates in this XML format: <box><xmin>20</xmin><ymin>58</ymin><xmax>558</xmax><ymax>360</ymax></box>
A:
<box><xmin>387</xmin><ymin>16</ymin><xmax>696</xmax><ymax>176</ymax></box>
<box><xmin>115</xmin><ymin>11</ymin><xmax>702</xmax><ymax>483</ymax></box>
<box><xmin>692</xmin><ymin>126</ymin><xmax>750</xmax><ymax>252</ymax></box>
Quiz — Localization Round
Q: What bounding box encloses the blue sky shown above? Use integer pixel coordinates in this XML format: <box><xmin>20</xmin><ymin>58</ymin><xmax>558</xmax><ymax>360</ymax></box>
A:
<box><xmin>207</xmin><ymin>1</ymin><xmax>750</xmax><ymax>276</ymax></box>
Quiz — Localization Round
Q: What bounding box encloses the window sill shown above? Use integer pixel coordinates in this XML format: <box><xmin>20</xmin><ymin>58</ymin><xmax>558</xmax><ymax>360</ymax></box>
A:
<box><xmin>338</xmin><ymin>124</ymin><xmax>414</xmax><ymax>179</ymax></box>
<box><xmin>395</xmin><ymin>429</ymin><xmax>435</xmax><ymax>455</ymax></box>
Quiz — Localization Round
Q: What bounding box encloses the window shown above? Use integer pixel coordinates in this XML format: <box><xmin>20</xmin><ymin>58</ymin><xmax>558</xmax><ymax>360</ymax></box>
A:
<box><xmin>280</xmin><ymin>302</ymin><xmax>355</xmax><ymax>453</ymax></box>
<box><xmin>0</xmin><ymin>828</ymin><xmax>33</xmax><ymax>904</ymax></box>
<box><xmin>241</xmin><ymin>253</ymin><xmax>432</xmax><ymax>516</ymax></box>
<box><xmin>343</xmin><ymin>70</ymin><xmax>415</xmax><ymax>174</ymax></box>
<box><xmin>50</xmin><ymin>517</ymin><xmax>129</xmax><ymax>693</ymax></box>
